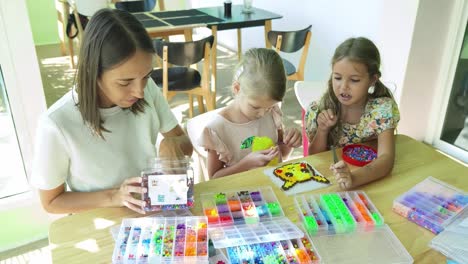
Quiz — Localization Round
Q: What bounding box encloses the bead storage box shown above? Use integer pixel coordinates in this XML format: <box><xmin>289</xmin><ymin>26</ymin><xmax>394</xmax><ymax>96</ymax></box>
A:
<box><xmin>112</xmin><ymin>216</ymin><xmax>209</xmax><ymax>264</ymax></box>
<box><xmin>225</xmin><ymin>235</ymin><xmax>321</xmax><ymax>264</ymax></box>
<box><xmin>201</xmin><ymin>187</ymin><xmax>304</xmax><ymax>249</ymax></box>
<box><xmin>141</xmin><ymin>158</ymin><xmax>194</xmax><ymax>212</ymax></box>
<box><xmin>393</xmin><ymin>176</ymin><xmax>468</xmax><ymax>234</ymax></box>
<box><xmin>295</xmin><ymin>191</ymin><xmax>413</xmax><ymax>264</ymax></box>
<box><xmin>295</xmin><ymin>191</ymin><xmax>384</xmax><ymax>235</ymax></box>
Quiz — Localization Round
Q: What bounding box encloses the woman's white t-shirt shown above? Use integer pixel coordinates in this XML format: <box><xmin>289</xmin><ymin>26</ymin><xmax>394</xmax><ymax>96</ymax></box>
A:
<box><xmin>30</xmin><ymin>79</ymin><xmax>178</xmax><ymax>192</ymax></box>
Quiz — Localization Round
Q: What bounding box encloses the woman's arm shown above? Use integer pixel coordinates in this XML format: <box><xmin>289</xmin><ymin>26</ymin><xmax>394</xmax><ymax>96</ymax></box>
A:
<box><xmin>38</xmin><ymin>177</ymin><xmax>147</xmax><ymax>214</ymax></box>
<box><xmin>331</xmin><ymin>129</ymin><xmax>395</xmax><ymax>189</ymax></box>
<box><xmin>159</xmin><ymin>125</ymin><xmax>193</xmax><ymax>158</ymax></box>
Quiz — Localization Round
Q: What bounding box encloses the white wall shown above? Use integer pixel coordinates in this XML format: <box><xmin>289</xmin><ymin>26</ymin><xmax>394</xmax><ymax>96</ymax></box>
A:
<box><xmin>399</xmin><ymin>0</ymin><xmax>459</xmax><ymax>141</ymax></box>
<box><xmin>0</xmin><ymin>0</ymin><xmax>47</xmax><ymax>177</ymax></box>
<box><xmin>191</xmin><ymin>0</ymin><xmax>417</xmax><ymax>94</ymax></box>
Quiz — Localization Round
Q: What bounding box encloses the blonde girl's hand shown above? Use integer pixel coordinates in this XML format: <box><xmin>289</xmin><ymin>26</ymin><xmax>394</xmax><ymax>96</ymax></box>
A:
<box><xmin>242</xmin><ymin>147</ymin><xmax>279</xmax><ymax>169</ymax></box>
<box><xmin>114</xmin><ymin>176</ymin><xmax>147</xmax><ymax>214</ymax></box>
<box><xmin>282</xmin><ymin>128</ymin><xmax>302</xmax><ymax>148</ymax></box>
<box><xmin>317</xmin><ymin>109</ymin><xmax>338</xmax><ymax>132</ymax></box>
<box><xmin>330</xmin><ymin>160</ymin><xmax>353</xmax><ymax>190</ymax></box>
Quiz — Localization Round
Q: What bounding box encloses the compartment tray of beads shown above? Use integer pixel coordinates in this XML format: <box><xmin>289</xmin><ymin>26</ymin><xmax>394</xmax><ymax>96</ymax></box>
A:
<box><xmin>201</xmin><ymin>186</ymin><xmax>303</xmax><ymax>248</ymax></box>
<box><xmin>295</xmin><ymin>191</ymin><xmax>384</xmax><ymax>235</ymax></box>
<box><xmin>226</xmin><ymin>235</ymin><xmax>321</xmax><ymax>264</ymax></box>
<box><xmin>342</xmin><ymin>144</ymin><xmax>377</xmax><ymax>166</ymax></box>
<box><xmin>112</xmin><ymin>216</ymin><xmax>209</xmax><ymax>264</ymax></box>
<box><xmin>392</xmin><ymin>176</ymin><xmax>468</xmax><ymax>234</ymax></box>
<box><xmin>295</xmin><ymin>191</ymin><xmax>413</xmax><ymax>264</ymax></box>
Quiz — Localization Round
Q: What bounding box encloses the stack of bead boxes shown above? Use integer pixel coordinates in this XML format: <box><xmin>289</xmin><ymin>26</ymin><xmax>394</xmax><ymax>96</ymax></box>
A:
<box><xmin>112</xmin><ymin>216</ymin><xmax>209</xmax><ymax>264</ymax></box>
<box><xmin>201</xmin><ymin>187</ymin><xmax>320</xmax><ymax>263</ymax></box>
<box><xmin>393</xmin><ymin>176</ymin><xmax>468</xmax><ymax>234</ymax></box>
<box><xmin>295</xmin><ymin>191</ymin><xmax>413</xmax><ymax>264</ymax></box>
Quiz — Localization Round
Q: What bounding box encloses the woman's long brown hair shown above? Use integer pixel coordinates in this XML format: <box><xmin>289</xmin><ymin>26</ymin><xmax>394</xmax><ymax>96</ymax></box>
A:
<box><xmin>74</xmin><ymin>9</ymin><xmax>154</xmax><ymax>138</ymax></box>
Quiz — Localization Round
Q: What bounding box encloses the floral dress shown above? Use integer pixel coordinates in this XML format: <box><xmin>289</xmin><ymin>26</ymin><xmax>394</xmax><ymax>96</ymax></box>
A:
<box><xmin>305</xmin><ymin>97</ymin><xmax>400</xmax><ymax>147</ymax></box>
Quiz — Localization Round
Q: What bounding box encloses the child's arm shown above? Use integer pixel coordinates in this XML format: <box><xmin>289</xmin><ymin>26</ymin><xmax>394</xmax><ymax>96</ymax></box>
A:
<box><xmin>207</xmin><ymin>148</ymin><xmax>279</xmax><ymax>179</ymax></box>
<box><xmin>278</xmin><ymin>128</ymin><xmax>302</xmax><ymax>159</ymax></box>
<box><xmin>308</xmin><ymin>109</ymin><xmax>338</xmax><ymax>154</ymax></box>
<box><xmin>331</xmin><ymin>129</ymin><xmax>395</xmax><ymax>189</ymax></box>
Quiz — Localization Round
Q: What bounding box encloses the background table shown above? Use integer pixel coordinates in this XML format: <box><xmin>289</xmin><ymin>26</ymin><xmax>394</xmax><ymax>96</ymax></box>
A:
<box><xmin>137</xmin><ymin>6</ymin><xmax>282</xmax><ymax>108</ymax></box>
<box><xmin>49</xmin><ymin>134</ymin><xmax>468</xmax><ymax>263</ymax></box>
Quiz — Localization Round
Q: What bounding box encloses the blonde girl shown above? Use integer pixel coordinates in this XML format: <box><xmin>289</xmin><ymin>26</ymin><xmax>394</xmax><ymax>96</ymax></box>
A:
<box><xmin>199</xmin><ymin>48</ymin><xmax>302</xmax><ymax>179</ymax></box>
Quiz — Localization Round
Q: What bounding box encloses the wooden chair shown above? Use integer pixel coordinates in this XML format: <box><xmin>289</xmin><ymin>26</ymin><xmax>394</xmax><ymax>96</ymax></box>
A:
<box><xmin>151</xmin><ymin>35</ymin><xmax>215</xmax><ymax>118</ymax></box>
<box><xmin>268</xmin><ymin>25</ymin><xmax>312</xmax><ymax>81</ymax></box>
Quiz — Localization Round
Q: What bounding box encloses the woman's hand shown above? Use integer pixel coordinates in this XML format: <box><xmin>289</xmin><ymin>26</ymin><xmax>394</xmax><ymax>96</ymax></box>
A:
<box><xmin>241</xmin><ymin>147</ymin><xmax>279</xmax><ymax>169</ymax></box>
<box><xmin>113</xmin><ymin>177</ymin><xmax>147</xmax><ymax>214</ymax></box>
<box><xmin>317</xmin><ymin>109</ymin><xmax>338</xmax><ymax>132</ymax></box>
<box><xmin>282</xmin><ymin>128</ymin><xmax>302</xmax><ymax>148</ymax></box>
<box><xmin>330</xmin><ymin>160</ymin><xmax>353</xmax><ymax>190</ymax></box>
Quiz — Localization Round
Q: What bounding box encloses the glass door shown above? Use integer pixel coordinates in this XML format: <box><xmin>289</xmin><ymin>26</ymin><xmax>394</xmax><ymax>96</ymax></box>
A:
<box><xmin>0</xmin><ymin>66</ymin><xmax>30</xmax><ymax>198</ymax></box>
<box><xmin>435</xmin><ymin>20</ymin><xmax>468</xmax><ymax>163</ymax></box>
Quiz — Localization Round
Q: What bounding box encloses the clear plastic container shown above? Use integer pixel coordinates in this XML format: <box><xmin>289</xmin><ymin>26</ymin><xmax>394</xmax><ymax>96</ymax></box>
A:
<box><xmin>225</xmin><ymin>235</ymin><xmax>321</xmax><ymax>264</ymax></box>
<box><xmin>294</xmin><ymin>191</ymin><xmax>384</xmax><ymax>236</ymax></box>
<box><xmin>392</xmin><ymin>176</ymin><xmax>468</xmax><ymax>234</ymax></box>
<box><xmin>141</xmin><ymin>157</ymin><xmax>194</xmax><ymax>212</ymax></box>
<box><xmin>310</xmin><ymin>224</ymin><xmax>413</xmax><ymax>264</ymax></box>
<box><xmin>112</xmin><ymin>216</ymin><xmax>208</xmax><ymax>264</ymax></box>
<box><xmin>201</xmin><ymin>187</ymin><xmax>303</xmax><ymax>248</ymax></box>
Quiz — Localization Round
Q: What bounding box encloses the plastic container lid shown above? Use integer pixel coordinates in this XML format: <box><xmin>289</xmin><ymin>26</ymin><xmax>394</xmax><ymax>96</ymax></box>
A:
<box><xmin>342</xmin><ymin>144</ymin><xmax>377</xmax><ymax>166</ymax></box>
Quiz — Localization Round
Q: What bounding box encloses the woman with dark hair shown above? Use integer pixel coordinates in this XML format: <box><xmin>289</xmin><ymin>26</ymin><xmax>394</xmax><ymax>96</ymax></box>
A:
<box><xmin>30</xmin><ymin>9</ymin><xmax>192</xmax><ymax>214</ymax></box>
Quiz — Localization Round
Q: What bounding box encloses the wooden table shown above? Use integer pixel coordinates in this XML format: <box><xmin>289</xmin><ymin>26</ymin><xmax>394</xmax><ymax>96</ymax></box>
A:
<box><xmin>49</xmin><ymin>135</ymin><xmax>468</xmax><ymax>263</ymax></box>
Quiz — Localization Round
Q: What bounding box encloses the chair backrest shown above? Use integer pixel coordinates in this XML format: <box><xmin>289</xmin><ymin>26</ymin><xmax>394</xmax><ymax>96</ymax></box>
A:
<box><xmin>154</xmin><ymin>35</ymin><xmax>215</xmax><ymax>66</ymax></box>
<box><xmin>268</xmin><ymin>25</ymin><xmax>312</xmax><ymax>53</ymax></box>
<box><xmin>186</xmin><ymin>108</ymin><xmax>223</xmax><ymax>159</ymax></box>
<box><xmin>73</xmin><ymin>0</ymin><xmax>108</xmax><ymax>17</ymax></box>
<box><xmin>115</xmin><ymin>0</ymin><xmax>157</xmax><ymax>12</ymax></box>
<box><xmin>294</xmin><ymin>80</ymin><xmax>328</xmax><ymax>110</ymax></box>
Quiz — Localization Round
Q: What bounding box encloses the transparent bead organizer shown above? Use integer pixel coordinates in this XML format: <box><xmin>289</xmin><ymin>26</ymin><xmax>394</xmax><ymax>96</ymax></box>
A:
<box><xmin>295</xmin><ymin>191</ymin><xmax>413</xmax><ymax>264</ymax></box>
<box><xmin>294</xmin><ymin>191</ymin><xmax>384</xmax><ymax>236</ymax></box>
<box><xmin>200</xmin><ymin>186</ymin><xmax>304</xmax><ymax>248</ymax></box>
<box><xmin>393</xmin><ymin>176</ymin><xmax>468</xmax><ymax>234</ymax></box>
<box><xmin>310</xmin><ymin>225</ymin><xmax>413</xmax><ymax>264</ymax></box>
<box><xmin>112</xmin><ymin>216</ymin><xmax>209</xmax><ymax>264</ymax></box>
<box><xmin>225</xmin><ymin>235</ymin><xmax>321</xmax><ymax>264</ymax></box>
<box><xmin>141</xmin><ymin>158</ymin><xmax>195</xmax><ymax>212</ymax></box>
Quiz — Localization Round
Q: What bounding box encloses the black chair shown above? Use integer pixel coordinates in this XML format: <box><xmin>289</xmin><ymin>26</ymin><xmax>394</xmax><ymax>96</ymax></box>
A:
<box><xmin>267</xmin><ymin>25</ymin><xmax>312</xmax><ymax>81</ymax></box>
<box><xmin>151</xmin><ymin>35</ymin><xmax>215</xmax><ymax>117</ymax></box>
<box><xmin>115</xmin><ymin>0</ymin><xmax>157</xmax><ymax>12</ymax></box>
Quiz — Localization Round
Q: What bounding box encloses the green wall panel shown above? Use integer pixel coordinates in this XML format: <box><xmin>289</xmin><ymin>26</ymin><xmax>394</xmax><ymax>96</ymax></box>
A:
<box><xmin>26</xmin><ymin>0</ymin><xmax>60</xmax><ymax>45</ymax></box>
